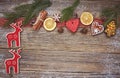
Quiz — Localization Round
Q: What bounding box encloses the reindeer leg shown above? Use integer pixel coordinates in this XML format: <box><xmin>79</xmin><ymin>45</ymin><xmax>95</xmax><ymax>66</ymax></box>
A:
<box><xmin>16</xmin><ymin>38</ymin><xmax>20</xmax><ymax>47</ymax></box>
<box><xmin>6</xmin><ymin>65</ymin><xmax>10</xmax><ymax>74</ymax></box>
<box><xmin>14</xmin><ymin>65</ymin><xmax>18</xmax><ymax>74</ymax></box>
<box><xmin>7</xmin><ymin>40</ymin><xmax>12</xmax><ymax>48</ymax></box>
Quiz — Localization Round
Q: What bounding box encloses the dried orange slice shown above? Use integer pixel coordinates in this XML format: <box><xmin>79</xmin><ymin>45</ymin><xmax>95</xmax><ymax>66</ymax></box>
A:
<box><xmin>43</xmin><ymin>17</ymin><xmax>56</xmax><ymax>31</ymax></box>
<box><xmin>80</xmin><ymin>12</ymin><xmax>93</xmax><ymax>25</ymax></box>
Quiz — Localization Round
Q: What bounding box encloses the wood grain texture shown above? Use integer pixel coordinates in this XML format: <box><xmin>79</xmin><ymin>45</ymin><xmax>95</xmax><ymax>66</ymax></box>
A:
<box><xmin>0</xmin><ymin>0</ymin><xmax>120</xmax><ymax>78</ymax></box>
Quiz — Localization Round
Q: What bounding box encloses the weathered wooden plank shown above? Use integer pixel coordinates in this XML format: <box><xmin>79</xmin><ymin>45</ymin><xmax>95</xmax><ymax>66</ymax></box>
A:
<box><xmin>0</xmin><ymin>49</ymin><xmax>120</xmax><ymax>75</ymax></box>
<box><xmin>1</xmin><ymin>70</ymin><xmax>120</xmax><ymax>78</ymax></box>
<box><xmin>0</xmin><ymin>28</ymin><xmax>120</xmax><ymax>53</ymax></box>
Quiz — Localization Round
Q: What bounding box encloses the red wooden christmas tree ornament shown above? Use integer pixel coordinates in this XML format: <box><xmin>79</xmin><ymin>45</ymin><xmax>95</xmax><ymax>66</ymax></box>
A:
<box><xmin>4</xmin><ymin>48</ymin><xmax>21</xmax><ymax>74</ymax></box>
<box><xmin>66</xmin><ymin>18</ymin><xmax>79</xmax><ymax>33</ymax></box>
<box><xmin>6</xmin><ymin>21</ymin><xmax>22</xmax><ymax>48</ymax></box>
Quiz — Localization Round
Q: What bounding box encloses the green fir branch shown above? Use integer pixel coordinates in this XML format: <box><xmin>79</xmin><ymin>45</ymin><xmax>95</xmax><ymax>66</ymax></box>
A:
<box><xmin>60</xmin><ymin>0</ymin><xmax>80</xmax><ymax>22</ymax></box>
<box><xmin>4</xmin><ymin>12</ymin><xmax>24</xmax><ymax>27</ymax></box>
<box><xmin>24</xmin><ymin>0</ymin><xmax>52</xmax><ymax>25</ymax></box>
<box><xmin>102</xmin><ymin>4</ymin><xmax>120</xmax><ymax>27</ymax></box>
<box><xmin>4</xmin><ymin>0</ymin><xmax>52</xmax><ymax>27</ymax></box>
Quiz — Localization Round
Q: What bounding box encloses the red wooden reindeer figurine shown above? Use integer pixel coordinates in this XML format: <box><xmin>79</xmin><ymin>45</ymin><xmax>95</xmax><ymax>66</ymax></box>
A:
<box><xmin>4</xmin><ymin>48</ymin><xmax>21</xmax><ymax>74</ymax></box>
<box><xmin>6</xmin><ymin>21</ymin><xmax>22</xmax><ymax>48</ymax></box>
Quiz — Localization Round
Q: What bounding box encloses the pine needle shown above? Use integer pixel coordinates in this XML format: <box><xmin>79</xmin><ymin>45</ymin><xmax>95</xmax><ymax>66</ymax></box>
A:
<box><xmin>60</xmin><ymin>0</ymin><xmax>80</xmax><ymax>22</ymax></box>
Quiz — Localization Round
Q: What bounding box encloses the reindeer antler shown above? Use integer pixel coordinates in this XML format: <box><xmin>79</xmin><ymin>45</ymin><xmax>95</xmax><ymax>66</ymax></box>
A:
<box><xmin>9</xmin><ymin>49</ymin><xmax>15</xmax><ymax>53</ymax></box>
<box><xmin>10</xmin><ymin>23</ymin><xmax>15</xmax><ymax>27</ymax></box>
<box><xmin>17</xmin><ymin>21</ymin><xmax>22</xmax><ymax>27</ymax></box>
<box><xmin>17</xmin><ymin>48</ymin><xmax>21</xmax><ymax>54</ymax></box>
<box><xmin>10</xmin><ymin>23</ymin><xmax>17</xmax><ymax>29</ymax></box>
<box><xmin>9</xmin><ymin>49</ymin><xmax>13</xmax><ymax>53</ymax></box>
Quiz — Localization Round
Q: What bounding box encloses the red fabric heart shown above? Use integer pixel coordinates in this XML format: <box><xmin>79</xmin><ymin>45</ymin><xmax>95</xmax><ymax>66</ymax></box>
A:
<box><xmin>66</xmin><ymin>18</ymin><xmax>79</xmax><ymax>33</ymax></box>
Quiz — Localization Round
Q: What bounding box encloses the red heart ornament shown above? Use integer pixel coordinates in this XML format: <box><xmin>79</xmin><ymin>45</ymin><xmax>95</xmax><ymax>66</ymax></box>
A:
<box><xmin>91</xmin><ymin>20</ymin><xmax>104</xmax><ymax>36</ymax></box>
<box><xmin>66</xmin><ymin>18</ymin><xmax>79</xmax><ymax>33</ymax></box>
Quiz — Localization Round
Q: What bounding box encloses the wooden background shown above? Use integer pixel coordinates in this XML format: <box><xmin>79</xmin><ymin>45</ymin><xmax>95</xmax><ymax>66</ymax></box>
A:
<box><xmin>0</xmin><ymin>0</ymin><xmax>120</xmax><ymax>78</ymax></box>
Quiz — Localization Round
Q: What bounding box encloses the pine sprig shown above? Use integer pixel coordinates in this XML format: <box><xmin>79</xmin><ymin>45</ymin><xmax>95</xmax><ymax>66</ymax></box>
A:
<box><xmin>4</xmin><ymin>0</ymin><xmax>52</xmax><ymax>27</ymax></box>
<box><xmin>24</xmin><ymin>0</ymin><xmax>52</xmax><ymax>25</ymax></box>
<box><xmin>102</xmin><ymin>4</ymin><xmax>120</xmax><ymax>27</ymax></box>
<box><xmin>60</xmin><ymin>0</ymin><xmax>80</xmax><ymax>22</ymax></box>
<box><xmin>4</xmin><ymin>4</ymin><xmax>32</xmax><ymax>27</ymax></box>
<box><xmin>4</xmin><ymin>12</ymin><xmax>24</xmax><ymax>27</ymax></box>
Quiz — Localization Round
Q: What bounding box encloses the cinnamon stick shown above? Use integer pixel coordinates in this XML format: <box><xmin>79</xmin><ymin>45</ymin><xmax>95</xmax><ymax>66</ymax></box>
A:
<box><xmin>33</xmin><ymin>10</ymin><xmax>48</xmax><ymax>30</ymax></box>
